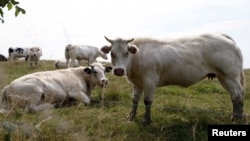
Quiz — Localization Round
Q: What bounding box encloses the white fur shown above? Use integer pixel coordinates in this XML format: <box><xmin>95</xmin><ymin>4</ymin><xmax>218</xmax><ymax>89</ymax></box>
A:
<box><xmin>65</xmin><ymin>44</ymin><xmax>108</xmax><ymax>68</ymax></box>
<box><xmin>0</xmin><ymin>63</ymin><xmax>109</xmax><ymax>112</ymax></box>
<box><xmin>102</xmin><ymin>33</ymin><xmax>245</xmax><ymax>123</ymax></box>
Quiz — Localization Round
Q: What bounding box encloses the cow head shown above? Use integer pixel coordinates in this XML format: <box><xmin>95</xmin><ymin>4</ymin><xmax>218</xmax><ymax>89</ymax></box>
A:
<box><xmin>83</xmin><ymin>62</ymin><xmax>112</xmax><ymax>87</ymax></box>
<box><xmin>101</xmin><ymin>36</ymin><xmax>139</xmax><ymax>76</ymax></box>
<box><xmin>29</xmin><ymin>47</ymin><xmax>41</xmax><ymax>58</ymax></box>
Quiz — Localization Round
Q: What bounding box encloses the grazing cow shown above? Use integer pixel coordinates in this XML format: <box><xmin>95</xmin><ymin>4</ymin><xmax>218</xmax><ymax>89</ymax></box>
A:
<box><xmin>101</xmin><ymin>33</ymin><xmax>245</xmax><ymax>124</ymax></box>
<box><xmin>0</xmin><ymin>54</ymin><xmax>7</xmax><ymax>61</ymax></box>
<box><xmin>28</xmin><ymin>47</ymin><xmax>42</xmax><ymax>67</ymax></box>
<box><xmin>8</xmin><ymin>47</ymin><xmax>30</xmax><ymax>61</ymax></box>
<box><xmin>0</xmin><ymin>62</ymin><xmax>112</xmax><ymax>112</ymax></box>
<box><xmin>65</xmin><ymin>44</ymin><xmax>108</xmax><ymax>68</ymax></box>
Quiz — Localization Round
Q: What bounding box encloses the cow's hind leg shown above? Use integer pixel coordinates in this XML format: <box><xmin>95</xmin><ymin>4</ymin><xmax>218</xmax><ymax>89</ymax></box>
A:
<box><xmin>66</xmin><ymin>58</ymin><xmax>70</xmax><ymax>68</ymax></box>
<box><xmin>69</xmin><ymin>58</ymin><xmax>77</xmax><ymax>68</ymax></box>
<box><xmin>28</xmin><ymin>103</ymin><xmax>54</xmax><ymax>113</ymax></box>
<box><xmin>218</xmin><ymin>76</ymin><xmax>245</xmax><ymax>123</ymax></box>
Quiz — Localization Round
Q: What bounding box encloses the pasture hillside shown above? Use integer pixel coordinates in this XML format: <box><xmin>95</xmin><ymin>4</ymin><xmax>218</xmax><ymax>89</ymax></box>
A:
<box><xmin>0</xmin><ymin>60</ymin><xmax>249</xmax><ymax>141</ymax></box>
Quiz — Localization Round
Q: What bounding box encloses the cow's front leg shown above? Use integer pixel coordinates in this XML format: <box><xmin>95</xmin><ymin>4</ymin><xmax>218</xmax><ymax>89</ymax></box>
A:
<box><xmin>127</xmin><ymin>85</ymin><xmax>143</xmax><ymax>121</ymax></box>
<box><xmin>67</xmin><ymin>91</ymin><xmax>90</xmax><ymax>106</ymax></box>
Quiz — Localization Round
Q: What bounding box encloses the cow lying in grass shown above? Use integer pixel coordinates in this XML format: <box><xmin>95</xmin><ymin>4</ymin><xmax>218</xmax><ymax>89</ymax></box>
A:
<box><xmin>0</xmin><ymin>62</ymin><xmax>112</xmax><ymax>112</ymax></box>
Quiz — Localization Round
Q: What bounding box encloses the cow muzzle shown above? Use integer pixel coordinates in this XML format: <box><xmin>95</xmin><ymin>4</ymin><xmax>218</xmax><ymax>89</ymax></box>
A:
<box><xmin>114</xmin><ymin>68</ymin><xmax>125</xmax><ymax>76</ymax></box>
<box><xmin>100</xmin><ymin>78</ymin><xmax>109</xmax><ymax>87</ymax></box>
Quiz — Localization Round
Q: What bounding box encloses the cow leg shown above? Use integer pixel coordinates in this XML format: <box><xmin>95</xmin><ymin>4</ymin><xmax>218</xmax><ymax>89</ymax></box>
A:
<box><xmin>68</xmin><ymin>91</ymin><xmax>90</xmax><ymax>105</ymax></box>
<box><xmin>69</xmin><ymin>58</ymin><xmax>76</xmax><ymax>68</ymax></box>
<box><xmin>142</xmin><ymin>84</ymin><xmax>156</xmax><ymax>125</ymax></box>
<box><xmin>218</xmin><ymin>76</ymin><xmax>245</xmax><ymax>123</ymax></box>
<box><xmin>25</xmin><ymin>56</ymin><xmax>28</xmax><ymax>61</ymax></box>
<box><xmin>28</xmin><ymin>103</ymin><xmax>54</xmax><ymax>113</ymax></box>
<box><xmin>88</xmin><ymin>56</ymin><xmax>94</xmax><ymax>64</ymax></box>
<box><xmin>127</xmin><ymin>85</ymin><xmax>143</xmax><ymax>121</ymax></box>
<box><xmin>66</xmin><ymin>58</ymin><xmax>70</xmax><ymax>68</ymax></box>
<box><xmin>76</xmin><ymin>60</ymin><xmax>81</xmax><ymax>67</ymax></box>
<box><xmin>24</xmin><ymin>92</ymin><xmax>44</xmax><ymax>112</ymax></box>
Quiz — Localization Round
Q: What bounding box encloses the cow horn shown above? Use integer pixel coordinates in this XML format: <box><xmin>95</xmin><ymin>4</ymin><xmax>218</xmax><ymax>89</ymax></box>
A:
<box><xmin>126</xmin><ymin>38</ymin><xmax>134</xmax><ymax>43</ymax></box>
<box><xmin>104</xmin><ymin>36</ymin><xmax>113</xmax><ymax>44</ymax></box>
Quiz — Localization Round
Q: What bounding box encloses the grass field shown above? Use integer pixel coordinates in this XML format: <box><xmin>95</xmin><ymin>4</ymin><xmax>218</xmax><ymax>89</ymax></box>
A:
<box><xmin>0</xmin><ymin>60</ymin><xmax>249</xmax><ymax>141</ymax></box>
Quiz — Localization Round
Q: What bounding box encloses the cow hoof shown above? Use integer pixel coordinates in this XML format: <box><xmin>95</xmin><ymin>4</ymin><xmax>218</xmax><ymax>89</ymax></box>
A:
<box><xmin>141</xmin><ymin>118</ymin><xmax>152</xmax><ymax>126</ymax></box>
<box><xmin>127</xmin><ymin>113</ymin><xmax>136</xmax><ymax>121</ymax></box>
<box><xmin>231</xmin><ymin>115</ymin><xmax>244</xmax><ymax>124</ymax></box>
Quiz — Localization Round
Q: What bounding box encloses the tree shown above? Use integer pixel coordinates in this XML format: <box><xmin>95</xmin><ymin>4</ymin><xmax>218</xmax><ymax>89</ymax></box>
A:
<box><xmin>0</xmin><ymin>0</ymin><xmax>25</xmax><ymax>23</ymax></box>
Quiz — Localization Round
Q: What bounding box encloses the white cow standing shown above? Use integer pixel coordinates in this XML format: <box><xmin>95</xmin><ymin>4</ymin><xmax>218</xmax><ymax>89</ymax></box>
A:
<box><xmin>65</xmin><ymin>44</ymin><xmax>108</xmax><ymax>68</ymax></box>
<box><xmin>0</xmin><ymin>62</ymin><xmax>112</xmax><ymax>112</ymax></box>
<box><xmin>101</xmin><ymin>33</ymin><xmax>245</xmax><ymax>125</ymax></box>
<box><xmin>28</xmin><ymin>47</ymin><xmax>42</xmax><ymax>67</ymax></box>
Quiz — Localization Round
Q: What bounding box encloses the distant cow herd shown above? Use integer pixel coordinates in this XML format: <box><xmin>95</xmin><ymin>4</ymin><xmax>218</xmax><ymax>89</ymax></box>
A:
<box><xmin>0</xmin><ymin>33</ymin><xmax>246</xmax><ymax>124</ymax></box>
<box><xmin>0</xmin><ymin>46</ymin><xmax>43</xmax><ymax>67</ymax></box>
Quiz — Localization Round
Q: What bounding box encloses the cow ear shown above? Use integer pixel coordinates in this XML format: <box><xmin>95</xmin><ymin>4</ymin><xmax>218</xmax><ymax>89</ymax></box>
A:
<box><xmin>128</xmin><ymin>45</ymin><xmax>139</xmax><ymax>54</ymax></box>
<box><xmin>105</xmin><ymin>66</ymin><xmax>112</xmax><ymax>73</ymax></box>
<box><xmin>101</xmin><ymin>45</ymin><xmax>111</xmax><ymax>54</ymax></box>
<box><xmin>83</xmin><ymin>67</ymin><xmax>92</xmax><ymax>74</ymax></box>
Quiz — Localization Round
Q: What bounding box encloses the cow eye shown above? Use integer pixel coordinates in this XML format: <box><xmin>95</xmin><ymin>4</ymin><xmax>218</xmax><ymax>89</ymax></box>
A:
<box><xmin>124</xmin><ymin>52</ymin><xmax>129</xmax><ymax>57</ymax></box>
<box><xmin>111</xmin><ymin>52</ymin><xmax>116</xmax><ymax>58</ymax></box>
<box><xmin>93</xmin><ymin>70</ymin><xmax>98</xmax><ymax>77</ymax></box>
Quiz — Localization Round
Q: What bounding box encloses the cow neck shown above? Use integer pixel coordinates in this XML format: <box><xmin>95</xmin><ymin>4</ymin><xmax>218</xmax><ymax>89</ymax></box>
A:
<box><xmin>126</xmin><ymin>54</ymin><xmax>134</xmax><ymax>78</ymax></box>
<box><xmin>80</xmin><ymin>69</ymin><xmax>93</xmax><ymax>92</ymax></box>
<box><xmin>85</xmin><ymin>79</ymin><xmax>95</xmax><ymax>94</ymax></box>
<box><xmin>85</xmin><ymin>80</ymin><xmax>91</xmax><ymax>95</ymax></box>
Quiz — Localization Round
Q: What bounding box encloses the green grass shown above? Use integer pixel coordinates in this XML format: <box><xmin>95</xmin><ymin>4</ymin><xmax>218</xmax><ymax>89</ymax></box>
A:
<box><xmin>0</xmin><ymin>60</ymin><xmax>249</xmax><ymax>141</ymax></box>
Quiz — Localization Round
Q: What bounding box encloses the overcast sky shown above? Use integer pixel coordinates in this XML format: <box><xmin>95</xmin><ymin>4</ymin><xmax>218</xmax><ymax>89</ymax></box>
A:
<box><xmin>0</xmin><ymin>0</ymin><xmax>250</xmax><ymax>68</ymax></box>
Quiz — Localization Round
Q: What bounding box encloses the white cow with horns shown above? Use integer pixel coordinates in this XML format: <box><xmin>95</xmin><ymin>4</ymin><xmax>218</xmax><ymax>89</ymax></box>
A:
<box><xmin>101</xmin><ymin>33</ymin><xmax>245</xmax><ymax>125</ymax></box>
<box><xmin>65</xmin><ymin>44</ymin><xmax>108</xmax><ymax>68</ymax></box>
<box><xmin>0</xmin><ymin>62</ymin><xmax>112</xmax><ymax>112</ymax></box>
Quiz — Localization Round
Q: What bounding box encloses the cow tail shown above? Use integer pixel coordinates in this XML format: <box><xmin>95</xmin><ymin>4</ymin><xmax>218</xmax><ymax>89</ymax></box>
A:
<box><xmin>0</xmin><ymin>87</ymin><xmax>8</xmax><ymax>109</ymax></box>
<box><xmin>240</xmin><ymin>70</ymin><xmax>245</xmax><ymax>91</ymax></box>
<box><xmin>234</xmin><ymin>45</ymin><xmax>245</xmax><ymax>91</ymax></box>
<box><xmin>222</xmin><ymin>33</ymin><xmax>246</xmax><ymax>92</ymax></box>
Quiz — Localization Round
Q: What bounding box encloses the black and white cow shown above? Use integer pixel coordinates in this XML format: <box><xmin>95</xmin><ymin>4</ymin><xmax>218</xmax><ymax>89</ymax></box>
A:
<box><xmin>8</xmin><ymin>47</ymin><xmax>30</xmax><ymax>61</ymax></box>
